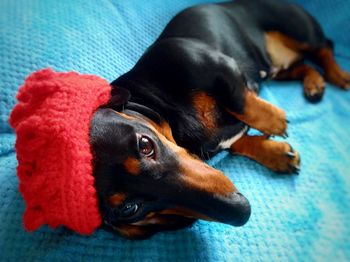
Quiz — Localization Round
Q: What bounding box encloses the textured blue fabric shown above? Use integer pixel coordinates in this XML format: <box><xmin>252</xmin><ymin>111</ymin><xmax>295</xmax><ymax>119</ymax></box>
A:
<box><xmin>1</xmin><ymin>0</ymin><xmax>350</xmax><ymax>261</ymax></box>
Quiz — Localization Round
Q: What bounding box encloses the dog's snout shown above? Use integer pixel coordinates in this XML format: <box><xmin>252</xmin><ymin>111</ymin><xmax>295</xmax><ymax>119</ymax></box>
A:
<box><xmin>175</xmin><ymin>149</ymin><xmax>251</xmax><ymax>226</ymax></box>
<box><xmin>224</xmin><ymin>192</ymin><xmax>251</xmax><ymax>226</ymax></box>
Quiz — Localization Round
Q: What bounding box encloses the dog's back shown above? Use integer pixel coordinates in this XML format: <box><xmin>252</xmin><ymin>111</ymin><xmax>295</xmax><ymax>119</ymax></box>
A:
<box><xmin>157</xmin><ymin>0</ymin><xmax>329</xmax><ymax>73</ymax></box>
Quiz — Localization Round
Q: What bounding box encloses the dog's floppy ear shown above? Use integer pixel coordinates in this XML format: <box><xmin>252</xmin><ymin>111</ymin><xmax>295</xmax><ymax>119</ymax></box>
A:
<box><xmin>107</xmin><ymin>87</ymin><xmax>131</xmax><ymax>110</ymax></box>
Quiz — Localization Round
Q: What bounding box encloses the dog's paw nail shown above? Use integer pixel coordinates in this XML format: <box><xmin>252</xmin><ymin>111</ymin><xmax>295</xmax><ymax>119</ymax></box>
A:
<box><xmin>289</xmin><ymin>144</ymin><xmax>294</xmax><ymax>152</ymax></box>
<box><xmin>289</xmin><ymin>164</ymin><xmax>300</xmax><ymax>174</ymax></box>
<box><xmin>286</xmin><ymin>152</ymin><xmax>295</xmax><ymax>159</ymax></box>
<box><xmin>281</xmin><ymin>132</ymin><xmax>288</xmax><ymax>139</ymax></box>
<box><xmin>294</xmin><ymin>166</ymin><xmax>301</xmax><ymax>175</ymax></box>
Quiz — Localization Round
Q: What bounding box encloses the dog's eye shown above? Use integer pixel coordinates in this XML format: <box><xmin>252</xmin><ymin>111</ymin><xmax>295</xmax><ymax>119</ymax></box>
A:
<box><xmin>120</xmin><ymin>203</ymin><xmax>139</xmax><ymax>217</ymax></box>
<box><xmin>138</xmin><ymin>136</ymin><xmax>155</xmax><ymax>158</ymax></box>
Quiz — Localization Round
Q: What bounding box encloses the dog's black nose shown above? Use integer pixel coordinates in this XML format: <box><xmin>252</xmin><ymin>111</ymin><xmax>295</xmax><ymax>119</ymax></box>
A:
<box><xmin>190</xmin><ymin>191</ymin><xmax>251</xmax><ymax>227</ymax></box>
<box><xmin>208</xmin><ymin>192</ymin><xmax>251</xmax><ymax>227</ymax></box>
<box><xmin>225</xmin><ymin>192</ymin><xmax>251</xmax><ymax>226</ymax></box>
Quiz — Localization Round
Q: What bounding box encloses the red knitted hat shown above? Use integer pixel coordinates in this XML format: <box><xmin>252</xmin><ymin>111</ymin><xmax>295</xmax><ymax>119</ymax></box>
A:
<box><xmin>9</xmin><ymin>68</ymin><xmax>112</xmax><ymax>235</ymax></box>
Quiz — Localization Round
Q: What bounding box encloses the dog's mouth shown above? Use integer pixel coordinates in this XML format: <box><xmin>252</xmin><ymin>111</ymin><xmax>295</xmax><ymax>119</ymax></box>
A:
<box><xmin>162</xmin><ymin>190</ymin><xmax>251</xmax><ymax>227</ymax></box>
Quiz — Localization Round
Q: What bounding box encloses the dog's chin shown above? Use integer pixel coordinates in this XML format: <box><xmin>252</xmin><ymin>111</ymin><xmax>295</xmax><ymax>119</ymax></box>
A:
<box><xmin>102</xmin><ymin>215</ymin><xmax>196</xmax><ymax>239</ymax></box>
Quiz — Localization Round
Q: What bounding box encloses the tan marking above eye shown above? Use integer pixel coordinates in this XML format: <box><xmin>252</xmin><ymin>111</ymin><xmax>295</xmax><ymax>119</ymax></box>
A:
<box><xmin>123</xmin><ymin>157</ymin><xmax>140</xmax><ymax>175</ymax></box>
<box><xmin>145</xmin><ymin>119</ymin><xmax>176</xmax><ymax>143</ymax></box>
<box><xmin>157</xmin><ymin>121</ymin><xmax>176</xmax><ymax>143</ymax></box>
<box><xmin>115</xmin><ymin>109</ymin><xmax>177</xmax><ymax>144</ymax></box>
<box><xmin>108</xmin><ymin>193</ymin><xmax>126</xmax><ymax>207</ymax></box>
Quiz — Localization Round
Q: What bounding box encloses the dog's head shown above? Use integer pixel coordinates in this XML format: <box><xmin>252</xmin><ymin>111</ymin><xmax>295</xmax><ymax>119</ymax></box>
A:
<box><xmin>89</xmin><ymin>88</ymin><xmax>250</xmax><ymax>239</ymax></box>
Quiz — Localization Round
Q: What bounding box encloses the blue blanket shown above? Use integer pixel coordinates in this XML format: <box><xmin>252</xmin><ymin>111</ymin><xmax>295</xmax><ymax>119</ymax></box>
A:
<box><xmin>1</xmin><ymin>0</ymin><xmax>349</xmax><ymax>261</ymax></box>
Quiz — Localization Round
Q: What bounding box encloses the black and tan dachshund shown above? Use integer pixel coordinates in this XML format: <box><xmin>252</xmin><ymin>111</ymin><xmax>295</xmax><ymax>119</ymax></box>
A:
<box><xmin>89</xmin><ymin>0</ymin><xmax>350</xmax><ymax>239</ymax></box>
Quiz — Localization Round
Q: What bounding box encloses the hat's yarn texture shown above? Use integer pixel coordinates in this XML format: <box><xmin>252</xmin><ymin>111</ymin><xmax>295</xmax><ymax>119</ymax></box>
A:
<box><xmin>9</xmin><ymin>68</ymin><xmax>111</xmax><ymax>235</ymax></box>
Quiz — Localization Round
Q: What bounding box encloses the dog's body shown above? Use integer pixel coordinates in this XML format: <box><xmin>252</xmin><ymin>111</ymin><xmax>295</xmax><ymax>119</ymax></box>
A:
<box><xmin>90</xmin><ymin>0</ymin><xmax>350</xmax><ymax>239</ymax></box>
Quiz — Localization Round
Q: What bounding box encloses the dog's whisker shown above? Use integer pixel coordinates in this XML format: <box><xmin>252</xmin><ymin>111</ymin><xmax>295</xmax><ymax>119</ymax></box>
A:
<box><xmin>200</xmin><ymin>148</ymin><xmax>205</xmax><ymax>159</ymax></box>
<box><xmin>206</xmin><ymin>152</ymin><xmax>210</xmax><ymax>161</ymax></box>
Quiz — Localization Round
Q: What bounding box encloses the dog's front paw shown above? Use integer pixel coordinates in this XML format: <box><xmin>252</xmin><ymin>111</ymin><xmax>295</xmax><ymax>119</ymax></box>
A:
<box><xmin>258</xmin><ymin>140</ymin><xmax>301</xmax><ymax>174</ymax></box>
<box><xmin>246</xmin><ymin>103</ymin><xmax>288</xmax><ymax>137</ymax></box>
<box><xmin>227</xmin><ymin>94</ymin><xmax>288</xmax><ymax>137</ymax></box>
<box><xmin>260</xmin><ymin>106</ymin><xmax>288</xmax><ymax>137</ymax></box>
<box><xmin>231</xmin><ymin>135</ymin><xmax>300</xmax><ymax>174</ymax></box>
<box><xmin>245</xmin><ymin>93</ymin><xmax>289</xmax><ymax>137</ymax></box>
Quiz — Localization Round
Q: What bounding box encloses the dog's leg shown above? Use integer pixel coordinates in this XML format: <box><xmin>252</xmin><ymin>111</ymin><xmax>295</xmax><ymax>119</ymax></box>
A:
<box><xmin>230</xmin><ymin>134</ymin><xmax>300</xmax><ymax>173</ymax></box>
<box><xmin>310</xmin><ymin>47</ymin><xmax>350</xmax><ymax>89</ymax></box>
<box><xmin>265</xmin><ymin>31</ymin><xmax>350</xmax><ymax>98</ymax></box>
<box><xmin>226</xmin><ymin>91</ymin><xmax>288</xmax><ymax>137</ymax></box>
<box><xmin>275</xmin><ymin>62</ymin><xmax>326</xmax><ymax>102</ymax></box>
